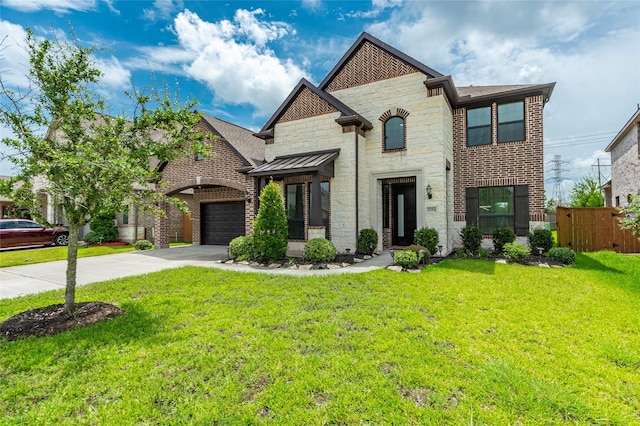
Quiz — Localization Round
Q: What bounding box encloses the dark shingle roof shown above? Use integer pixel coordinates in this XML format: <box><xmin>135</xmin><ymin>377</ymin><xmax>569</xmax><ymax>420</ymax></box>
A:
<box><xmin>200</xmin><ymin>114</ymin><xmax>265</xmax><ymax>167</ymax></box>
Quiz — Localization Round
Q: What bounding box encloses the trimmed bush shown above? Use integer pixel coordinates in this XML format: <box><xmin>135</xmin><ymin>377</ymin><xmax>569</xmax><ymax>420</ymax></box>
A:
<box><xmin>304</xmin><ymin>238</ymin><xmax>337</xmax><ymax>263</ymax></box>
<box><xmin>357</xmin><ymin>229</ymin><xmax>378</xmax><ymax>255</ymax></box>
<box><xmin>460</xmin><ymin>225</ymin><xmax>483</xmax><ymax>254</ymax></box>
<box><xmin>414</xmin><ymin>227</ymin><xmax>439</xmax><ymax>256</ymax></box>
<box><xmin>548</xmin><ymin>247</ymin><xmax>576</xmax><ymax>265</ymax></box>
<box><xmin>134</xmin><ymin>240</ymin><xmax>153</xmax><ymax>250</ymax></box>
<box><xmin>229</xmin><ymin>236</ymin><xmax>253</xmax><ymax>261</ymax></box>
<box><xmin>527</xmin><ymin>228</ymin><xmax>554</xmax><ymax>254</ymax></box>
<box><xmin>405</xmin><ymin>244</ymin><xmax>430</xmax><ymax>263</ymax></box>
<box><xmin>252</xmin><ymin>180</ymin><xmax>288</xmax><ymax>262</ymax></box>
<box><xmin>89</xmin><ymin>213</ymin><xmax>118</xmax><ymax>242</ymax></box>
<box><xmin>394</xmin><ymin>250</ymin><xmax>419</xmax><ymax>269</ymax></box>
<box><xmin>478</xmin><ymin>247</ymin><xmax>491</xmax><ymax>258</ymax></box>
<box><xmin>82</xmin><ymin>231</ymin><xmax>103</xmax><ymax>245</ymax></box>
<box><xmin>492</xmin><ymin>228</ymin><xmax>516</xmax><ymax>254</ymax></box>
<box><xmin>503</xmin><ymin>242</ymin><xmax>530</xmax><ymax>262</ymax></box>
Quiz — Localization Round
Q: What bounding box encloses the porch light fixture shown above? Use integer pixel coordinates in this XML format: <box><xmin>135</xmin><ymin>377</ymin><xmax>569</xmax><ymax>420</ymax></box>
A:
<box><xmin>426</xmin><ymin>184</ymin><xmax>433</xmax><ymax>199</ymax></box>
<box><xmin>244</xmin><ymin>191</ymin><xmax>251</xmax><ymax>203</ymax></box>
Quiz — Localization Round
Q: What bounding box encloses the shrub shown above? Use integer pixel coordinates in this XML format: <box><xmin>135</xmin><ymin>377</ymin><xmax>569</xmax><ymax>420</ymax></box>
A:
<box><xmin>492</xmin><ymin>228</ymin><xmax>515</xmax><ymax>254</ymax></box>
<box><xmin>414</xmin><ymin>227</ymin><xmax>439</xmax><ymax>256</ymax></box>
<box><xmin>405</xmin><ymin>244</ymin><xmax>430</xmax><ymax>263</ymax></box>
<box><xmin>478</xmin><ymin>247</ymin><xmax>491</xmax><ymax>258</ymax></box>
<box><xmin>252</xmin><ymin>180</ymin><xmax>288</xmax><ymax>262</ymax></box>
<box><xmin>304</xmin><ymin>238</ymin><xmax>337</xmax><ymax>263</ymax></box>
<box><xmin>358</xmin><ymin>229</ymin><xmax>378</xmax><ymax>255</ymax></box>
<box><xmin>394</xmin><ymin>250</ymin><xmax>419</xmax><ymax>269</ymax></box>
<box><xmin>82</xmin><ymin>231</ymin><xmax>102</xmax><ymax>245</ymax></box>
<box><xmin>89</xmin><ymin>213</ymin><xmax>118</xmax><ymax>242</ymax></box>
<box><xmin>229</xmin><ymin>235</ymin><xmax>253</xmax><ymax>261</ymax></box>
<box><xmin>460</xmin><ymin>225</ymin><xmax>482</xmax><ymax>254</ymax></box>
<box><xmin>527</xmin><ymin>228</ymin><xmax>554</xmax><ymax>254</ymax></box>
<box><xmin>503</xmin><ymin>242</ymin><xmax>530</xmax><ymax>262</ymax></box>
<box><xmin>134</xmin><ymin>240</ymin><xmax>153</xmax><ymax>250</ymax></box>
<box><xmin>548</xmin><ymin>247</ymin><xmax>576</xmax><ymax>265</ymax></box>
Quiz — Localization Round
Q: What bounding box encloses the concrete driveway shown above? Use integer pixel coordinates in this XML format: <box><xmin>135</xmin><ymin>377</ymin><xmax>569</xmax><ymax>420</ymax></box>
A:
<box><xmin>0</xmin><ymin>245</ymin><xmax>229</xmax><ymax>300</ymax></box>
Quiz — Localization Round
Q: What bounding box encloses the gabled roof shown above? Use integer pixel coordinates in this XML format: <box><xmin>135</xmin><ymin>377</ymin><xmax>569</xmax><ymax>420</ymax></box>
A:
<box><xmin>258</xmin><ymin>79</ymin><xmax>372</xmax><ymax>133</ymax></box>
<box><xmin>199</xmin><ymin>114</ymin><xmax>265</xmax><ymax>167</ymax></box>
<box><xmin>605</xmin><ymin>107</ymin><xmax>640</xmax><ymax>153</ymax></box>
<box><xmin>425</xmin><ymin>76</ymin><xmax>555</xmax><ymax>107</ymax></box>
<box><xmin>319</xmin><ymin>32</ymin><xmax>443</xmax><ymax>90</ymax></box>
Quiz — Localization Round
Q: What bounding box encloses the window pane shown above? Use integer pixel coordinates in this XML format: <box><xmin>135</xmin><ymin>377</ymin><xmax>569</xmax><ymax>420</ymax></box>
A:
<box><xmin>498</xmin><ymin>101</ymin><xmax>524</xmax><ymax>143</ymax></box>
<box><xmin>479</xmin><ymin>186</ymin><xmax>515</xmax><ymax>233</ymax></box>
<box><xmin>385</xmin><ymin>117</ymin><xmax>404</xmax><ymax>150</ymax></box>
<box><xmin>467</xmin><ymin>107</ymin><xmax>491</xmax><ymax>146</ymax></box>
<box><xmin>498</xmin><ymin>102</ymin><xmax>524</xmax><ymax>123</ymax></box>
<box><xmin>467</xmin><ymin>126</ymin><xmax>492</xmax><ymax>146</ymax></box>
<box><xmin>467</xmin><ymin>107</ymin><xmax>491</xmax><ymax>127</ymax></box>
<box><xmin>498</xmin><ymin>122</ymin><xmax>525</xmax><ymax>143</ymax></box>
<box><xmin>321</xmin><ymin>182</ymin><xmax>330</xmax><ymax>239</ymax></box>
<box><xmin>286</xmin><ymin>184</ymin><xmax>305</xmax><ymax>239</ymax></box>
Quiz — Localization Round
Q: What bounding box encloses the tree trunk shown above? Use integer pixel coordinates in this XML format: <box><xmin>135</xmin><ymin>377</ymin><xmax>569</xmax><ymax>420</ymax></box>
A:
<box><xmin>64</xmin><ymin>223</ymin><xmax>80</xmax><ymax>314</ymax></box>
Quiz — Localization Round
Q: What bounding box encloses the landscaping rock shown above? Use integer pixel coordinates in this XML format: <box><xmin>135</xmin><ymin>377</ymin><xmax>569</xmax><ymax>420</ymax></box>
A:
<box><xmin>287</xmin><ymin>265</ymin><xmax>298</xmax><ymax>270</ymax></box>
<box><xmin>299</xmin><ymin>264</ymin><xmax>313</xmax><ymax>271</ymax></box>
<box><xmin>353</xmin><ymin>258</ymin><xmax>364</xmax><ymax>263</ymax></box>
<box><xmin>496</xmin><ymin>259</ymin><xmax>508</xmax><ymax>264</ymax></box>
<box><xmin>408</xmin><ymin>269</ymin><xmax>421</xmax><ymax>273</ymax></box>
<box><xmin>363</xmin><ymin>255</ymin><xmax>372</xmax><ymax>260</ymax></box>
<box><xmin>341</xmin><ymin>263</ymin><xmax>350</xmax><ymax>268</ymax></box>
<box><xmin>327</xmin><ymin>264</ymin><xmax>341</xmax><ymax>270</ymax></box>
<box><xmin>268</xmin><ymin>263</ymin><xmax>281</xmax><ymax>269</ymax></box>
<box><xmin>538</xmin><ymin>263</ymin><xmax>550</xmax><ymax>268</ymax></box>
<box><xmin>225</xmin><ymin>260</ymin><xmax>235</xmax><ymax>264</ymax></box>
<box><xmin>387</xmin><ymin>265</ymin><xmax>403</xmax><ymax>272</ymax></box>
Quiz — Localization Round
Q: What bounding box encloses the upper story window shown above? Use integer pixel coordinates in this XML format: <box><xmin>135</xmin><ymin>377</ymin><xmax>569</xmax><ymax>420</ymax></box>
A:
<box><xmin>384</xmin><ymin>116</ymin><xmax>405</xmax><ymax>151</ymax></box>
<box><xmin>498</xmin><ymin>101</ymin><xmax>525</xmax><ymax>143</ymax></box>
<box><xmin>467</xmin><ymin>107</ymin><xmax>491</xmax><ymax>147</ymax></box>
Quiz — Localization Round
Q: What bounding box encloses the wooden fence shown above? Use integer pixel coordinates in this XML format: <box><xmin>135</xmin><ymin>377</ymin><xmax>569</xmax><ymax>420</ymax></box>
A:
<box><xmin>556</xmin><ymin>207</ymin><xmax>640</xmax><ymax>253</ymax></box>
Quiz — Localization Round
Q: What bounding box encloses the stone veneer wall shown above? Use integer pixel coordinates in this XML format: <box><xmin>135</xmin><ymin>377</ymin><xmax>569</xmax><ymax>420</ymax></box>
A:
<box><xmin>452</xmin><ymin>95</ymin><xmax>546</xmax><ymax>230</ymax></box>
<box><xmin>610</xmin><ymin>122</ymin><xmax>640</xmax><ymax>206</ymax></box>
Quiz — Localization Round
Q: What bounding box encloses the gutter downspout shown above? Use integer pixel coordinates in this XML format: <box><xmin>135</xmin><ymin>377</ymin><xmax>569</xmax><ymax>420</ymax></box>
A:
<box><xmin>355</xmin><ymin>123</ymin><xmax>363</xmax><ymax>249</ymax></box>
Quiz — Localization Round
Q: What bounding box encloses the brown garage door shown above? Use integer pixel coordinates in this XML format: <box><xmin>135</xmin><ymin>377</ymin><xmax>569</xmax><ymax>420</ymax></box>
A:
<box><xmin>201</xmin><ymin>201</ymin><xmax>245</xmax><ymax>245</ymax></box>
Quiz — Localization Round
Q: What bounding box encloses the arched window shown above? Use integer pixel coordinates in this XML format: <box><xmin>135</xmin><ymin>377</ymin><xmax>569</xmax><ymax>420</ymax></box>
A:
<box><xmin>384</xmin><ymin>116</ymin><xmax>405</xmax><ymax>151</ymax></box>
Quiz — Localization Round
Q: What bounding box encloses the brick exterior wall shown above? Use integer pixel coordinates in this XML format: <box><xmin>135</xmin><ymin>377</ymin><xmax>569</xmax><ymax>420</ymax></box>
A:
<box><xmin>453</xmin><ymin>95</ymin><xmax>546</xmax><ymax>224</ymax></box>
<box><xmin>158</xmin><ymin>120</ymin><xmax>257</xmax><ymax>244</ymax></box>
<box><xmin>610</xmin><ymin>122</ymin><xmax>640</xmax><ymax>207</ymax></box>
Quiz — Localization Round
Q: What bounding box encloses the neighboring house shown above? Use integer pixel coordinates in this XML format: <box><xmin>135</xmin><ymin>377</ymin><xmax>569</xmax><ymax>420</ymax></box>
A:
<box><xmin>0</xmin><ymin>176</ymin><xmax>15</xmax><ymax>218</ymax></box>
<box><xmin>152</xmin><ymin>113</ymin><xmax>264</xmax><ymax>248</ymax></box>
<box><xmin>604</xmin><ymin>107</ymin><xmax>640</xmax><ymax>208</ymax></box>
<box><xmin>251</xmin><ymin>32</ymin><xmax>555</xmax><ymax>254</ymax></box>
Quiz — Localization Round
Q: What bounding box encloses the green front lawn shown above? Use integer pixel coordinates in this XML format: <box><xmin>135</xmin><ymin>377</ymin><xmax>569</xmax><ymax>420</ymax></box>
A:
<box><xmin>1</xmin><ymin>251</ymin><xmax>639</xmax><ymax>424</ymax></box>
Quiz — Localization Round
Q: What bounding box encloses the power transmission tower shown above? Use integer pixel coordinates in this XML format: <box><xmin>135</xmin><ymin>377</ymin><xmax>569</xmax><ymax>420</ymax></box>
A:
<box><xmin>547</xmin><ymin>155</ymin><xmax>569</xmax><ymax>206</ymax></box>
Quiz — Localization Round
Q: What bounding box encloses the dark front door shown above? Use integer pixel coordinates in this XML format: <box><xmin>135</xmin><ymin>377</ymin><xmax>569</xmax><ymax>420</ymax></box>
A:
<box><xmin>392</xmin><ymin>183</ymin><xmax>416</xmax><ymax>246</ymax></box>
<box><xmin>201</xmin><ymin>201</ymin><xmax>245</xmax><ymax>245</ymax></box>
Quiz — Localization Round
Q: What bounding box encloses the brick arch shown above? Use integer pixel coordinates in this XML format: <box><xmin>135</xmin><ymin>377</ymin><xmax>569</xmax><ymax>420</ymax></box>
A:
<box><xmin>163</xmin><ymin>177</ymin><xmax>246</xmax><ymax>195</ymax></box>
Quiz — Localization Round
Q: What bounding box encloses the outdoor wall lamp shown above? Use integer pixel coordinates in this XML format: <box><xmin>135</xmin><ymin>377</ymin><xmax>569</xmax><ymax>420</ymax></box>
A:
<box><xmin>426</xmin><ymin>184</ymin><xmax>433</xmax><ymax>199</ymax></box>
<box><xmin>244</xmin><ymin>191</ymin><xmax>252</xmax><ymax>203</ymax></box>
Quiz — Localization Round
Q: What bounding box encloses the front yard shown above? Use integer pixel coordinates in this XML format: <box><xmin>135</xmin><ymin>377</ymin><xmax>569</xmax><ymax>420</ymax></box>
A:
<box><xmin>1</xmin><ymin>251</ymin><xmax>639</xmax><ymax>424</ymax></box>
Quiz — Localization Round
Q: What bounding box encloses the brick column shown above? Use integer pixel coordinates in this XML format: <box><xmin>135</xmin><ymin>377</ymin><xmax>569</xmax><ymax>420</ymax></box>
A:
<box><xmin>155</xmin><ymin>202</ymin><xmax>170</xmax><ymax>249</ymax></box>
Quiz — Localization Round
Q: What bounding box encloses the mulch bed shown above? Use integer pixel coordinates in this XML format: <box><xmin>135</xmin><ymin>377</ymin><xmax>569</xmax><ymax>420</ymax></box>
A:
<box><xmin>0</xmin><ymin>302</ymin><xmax>124</xmax><ymax>341</ymax></box>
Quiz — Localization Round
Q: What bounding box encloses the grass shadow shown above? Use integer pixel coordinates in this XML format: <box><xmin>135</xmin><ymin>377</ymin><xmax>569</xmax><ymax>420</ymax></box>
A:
<box><xmin>573</xmin><ymin>252</ymin><xmax>624</xmax><ymax>274</ymax></box>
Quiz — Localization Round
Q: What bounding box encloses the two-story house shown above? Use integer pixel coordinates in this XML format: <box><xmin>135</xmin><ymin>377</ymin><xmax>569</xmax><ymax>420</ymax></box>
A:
<box><xmin>604</xmin><ymin>107</ymin><xmax>640</xmax><ymax>208</ymax></box>
<box><xmin>250</xmin><ymin>32</ymin><xmax>555</xmax><ymax>255</ymax></box>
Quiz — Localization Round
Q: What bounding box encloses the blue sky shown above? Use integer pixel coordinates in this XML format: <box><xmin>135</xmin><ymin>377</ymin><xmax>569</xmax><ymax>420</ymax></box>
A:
<box><xmin>1</xmin><ymin>0</ymin><xmax>639</xmax><ymax>200</ymax></box>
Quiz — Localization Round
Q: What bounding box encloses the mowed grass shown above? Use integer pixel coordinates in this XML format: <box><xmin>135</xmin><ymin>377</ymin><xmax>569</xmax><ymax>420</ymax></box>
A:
<box><xmin>0</xmin><ymin>242</ymin><xmax>190</xmax><ymax>268</ymax></box>
<box><xmin>1</xmin><ymin>251</ymin><xmax>639</xmax><ymax>424</ymax></box>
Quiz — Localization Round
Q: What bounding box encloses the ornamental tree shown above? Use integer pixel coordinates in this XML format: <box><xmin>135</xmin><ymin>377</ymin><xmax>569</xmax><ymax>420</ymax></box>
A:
<box><xmin>620</xmin><ymin>195</ymin><xmax>640</xmax><ymax>236</ymax></box>
<box><xmin>252</xmin><ymin>180</ymin><xmax>288</xmax><ymax>262</ymax></box>
<box><xmin>0</xmin><ymin>29</ymin><xmax>205</xmax><ymax>313</ymax></box>
<box><xmin>569</xmin><ymin>175</ymin><xmax>604</xmax><ymax>207</ymax></box>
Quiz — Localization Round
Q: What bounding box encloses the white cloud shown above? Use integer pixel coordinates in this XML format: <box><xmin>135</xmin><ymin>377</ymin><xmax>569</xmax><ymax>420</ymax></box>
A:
<box><xmin>346</xmin><ymin>0</ymin><xmax>403</xmax><ymax>19</ymax></box>
<box><xmin>94</xmin><ymin>56</ymin><xmax>131</xmax><ymax>89</ymax></box>
<box><xmin>143</xmin><ymin>0</ymin><xmax>184</xmax><ymax>22</ymax></box>
<box><xmin>140</xmin><ymin>9</ymin><xmax>309</xmax><ymax>116</ymax></box>
<box><xmin>0</xmin><ymin>20</ymin><xmax>30</xmax><ymax>89</ymax></box>
<box><xmin>2</xmin><ymin>0</ymin><xmax>97</xmax><ymax>13</ymax></box>
<box><xmin>302</xmin><ymin>0</ymin><xmax>322</xmax><ymax>12</ymax></box>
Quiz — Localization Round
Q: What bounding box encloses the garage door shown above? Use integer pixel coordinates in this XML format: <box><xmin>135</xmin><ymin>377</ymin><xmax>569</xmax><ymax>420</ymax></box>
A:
<box><xmin>201</xmin><ymin>201</ymin><xmax>246</xmax><ymax>245</ymax></box>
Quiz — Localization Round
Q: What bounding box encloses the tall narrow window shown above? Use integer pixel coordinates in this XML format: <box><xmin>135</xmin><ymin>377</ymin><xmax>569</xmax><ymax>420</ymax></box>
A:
<box><xmin>384</xmin><ymin>116</ymin><xmax>405</xmax><ymax>150</ymax></box>
<box><xmin>467</xmin><ymin>107</ymin><xmax>491</xmax><ymax>146</ymax></box>
<box><xmin>286</xmin><ymin>184</ymin><xmax>305</xmax><ymax>240</ymax></box>
<box><xmin>308</xmin><ymin>181</ymin><xmax>331</xmax><ymax>239</ymax></box>
<box><xmin>498</xmin><ymin>101</ymin><xmax>525</xmax><ymax>143</ymax></box>
<box><xmin>122</xmin><ymin>208</ymin><xmax>129</xmax><ymax>225</ymax></box>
